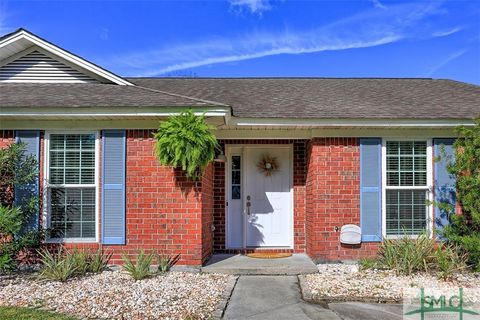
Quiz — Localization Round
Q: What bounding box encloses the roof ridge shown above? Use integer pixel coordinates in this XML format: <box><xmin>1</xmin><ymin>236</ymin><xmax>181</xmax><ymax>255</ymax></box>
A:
<box><xmin>134</xmin><ymin>84</ymin><xmax>230</xmax><ymax>107</ymax></box>
<box><xmin>127</xmin><ymin>77</ymin><xmax>435</xmax><ymax>80</ymax></box>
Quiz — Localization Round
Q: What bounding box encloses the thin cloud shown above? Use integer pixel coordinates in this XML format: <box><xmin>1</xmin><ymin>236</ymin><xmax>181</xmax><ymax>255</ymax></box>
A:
<box><xmin>229</xmin><ymin>0</ymin><xmax>272</xmax><ymax>14</ymax></box>
<box><xmin>425</xmin><ymin>49</ymin><xmax>468</xmax><ymax>77</ymax></box>
<box><xmin>99</xmin><ymin>27</ymin><xmax>109</xmax><ymax>41</ymax></box>
<box><xmin>139</xmin><ymin>36</ymin><xmax>401</xmax><ymax>76</ymax></box>
<box><xmin>368</xmin><ymin>0</ymin><xmax>387</xmax><ymax>10</ymax></box>
<box><xmin>110</xmin><ymin>2</ymin><xmax>455</xmax><ymax>76</ymax></box>
<box><xmin>432</xmin><ymin>26</ymin><xmax>463</xmax><ymax>37</ymax></box>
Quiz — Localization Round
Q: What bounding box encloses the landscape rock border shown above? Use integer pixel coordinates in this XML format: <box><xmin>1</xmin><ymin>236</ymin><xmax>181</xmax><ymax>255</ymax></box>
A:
<box><xmin>212</xmin><ymin>275</ymin><xmax>238</xmax><ymax>319</ymax></box>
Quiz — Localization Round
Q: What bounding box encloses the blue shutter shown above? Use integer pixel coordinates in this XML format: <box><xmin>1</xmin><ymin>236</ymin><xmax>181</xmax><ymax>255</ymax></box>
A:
<box><xmin>434</xmin><ymin>138</ymin><xmax>456</xmax><ymax>234</ymax></box>
<box><xmin>102</xmin><ymin>130</ymin><xmax>126</xmax><ymax>245</ymax></box>
<box><xmin>14</xmin><ymin>130</ymin><xmax>40</xmax><ymax>232</ymax></box>
<box><xmin>360</xmin><ymin>138</ymin><xmax>382</xmax><ymax>242</ymax></box>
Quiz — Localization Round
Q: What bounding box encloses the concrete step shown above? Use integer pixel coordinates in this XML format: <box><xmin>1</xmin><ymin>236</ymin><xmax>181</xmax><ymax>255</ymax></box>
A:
<box><xmin>202</xmin><ymin>254</ymin><xmax>318</xmax><ymax>275</ymax></box>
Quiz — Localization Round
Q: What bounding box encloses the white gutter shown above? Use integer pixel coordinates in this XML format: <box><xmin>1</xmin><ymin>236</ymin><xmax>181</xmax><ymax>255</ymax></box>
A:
<box><xmin>0</xmin><ymin>106</ymin><xmax>231</xmax><ymax>119</ymax></box>
<box><xmin>231</xmin><ymin>117</ymin><xmax>475</xmax><ymax>128</ymax></box>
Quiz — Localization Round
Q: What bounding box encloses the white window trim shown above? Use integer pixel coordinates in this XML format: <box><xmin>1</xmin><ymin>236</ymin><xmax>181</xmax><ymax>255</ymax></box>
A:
<box><xmin>43</xmin><ymin>130</ymin><xmax>100</xmax><ymax>243</ymax></box>
<box><xmin>381</xmin><ymin>138</ymin><xmax>433</xmax><ymax>238</ymax></box>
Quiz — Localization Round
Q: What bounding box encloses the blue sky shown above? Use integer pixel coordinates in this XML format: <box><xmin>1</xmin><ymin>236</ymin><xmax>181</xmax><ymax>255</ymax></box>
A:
<box><xmin>1</xmin><ymin>0</ymin><xmax>479</xmax><ymax>84</ymax></box>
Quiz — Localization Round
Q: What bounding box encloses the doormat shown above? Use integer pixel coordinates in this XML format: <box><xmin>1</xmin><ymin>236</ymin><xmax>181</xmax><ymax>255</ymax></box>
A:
<box><xmin>245</xmin><ymin>253</ymin><xmax>292</xmax><ymax>259</ymax></box>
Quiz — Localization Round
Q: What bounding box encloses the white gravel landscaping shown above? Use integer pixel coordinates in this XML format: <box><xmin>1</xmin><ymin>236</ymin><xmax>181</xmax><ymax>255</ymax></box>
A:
<box><xmin>0</xmin><ymin>270</ymin><xmax>233</xmax><ymax>320</ymax></box>
<box><xmin>304</xmin><ymin>263</ymin><xmax>480</xmax><ymax>303</ymax></box>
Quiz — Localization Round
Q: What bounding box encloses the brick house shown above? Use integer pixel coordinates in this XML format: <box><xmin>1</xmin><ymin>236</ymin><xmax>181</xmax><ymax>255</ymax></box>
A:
<box><xmin>1</xmin><ymin>28</ymin><xmax>479</xmax><ymax>266</ymax></box>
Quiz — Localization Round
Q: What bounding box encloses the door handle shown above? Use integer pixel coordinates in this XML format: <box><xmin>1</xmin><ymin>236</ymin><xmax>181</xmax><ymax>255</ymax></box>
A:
<box><xmin>246</xmin><ymin>201</ymin><xmax>251</xmax><ymax>215</ymax></box>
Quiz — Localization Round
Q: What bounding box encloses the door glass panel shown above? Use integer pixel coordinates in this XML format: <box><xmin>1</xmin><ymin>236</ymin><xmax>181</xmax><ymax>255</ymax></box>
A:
<box><xmin>231</xmin><ymin>156</ymin><xmax>241</xmax><ymax>199</ymax></box>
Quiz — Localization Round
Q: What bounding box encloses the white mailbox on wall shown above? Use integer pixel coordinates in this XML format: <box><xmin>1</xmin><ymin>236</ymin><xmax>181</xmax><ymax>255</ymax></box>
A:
<box><xmin>340</xmin><ymin>224</ymin><xmax>362</xmax><ymax>245</ymax></box>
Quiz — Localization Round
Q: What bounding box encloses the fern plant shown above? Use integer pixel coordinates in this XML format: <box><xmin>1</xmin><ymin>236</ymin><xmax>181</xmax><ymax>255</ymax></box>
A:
<box><xmin>154</xmin><ymin>110</ymin><xmax>218</xmax><ymax>180</ymax></box>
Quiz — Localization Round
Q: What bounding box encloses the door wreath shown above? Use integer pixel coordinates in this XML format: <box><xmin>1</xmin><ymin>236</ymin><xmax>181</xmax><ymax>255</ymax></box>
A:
<box><xmin>257</xmin><ymin>154</ymin><xmax>279</xmax><ymax>176</ymax></box>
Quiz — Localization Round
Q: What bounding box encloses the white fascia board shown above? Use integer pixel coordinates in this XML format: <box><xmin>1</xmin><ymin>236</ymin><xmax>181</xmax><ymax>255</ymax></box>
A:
<box><xmin>0</xmin><ymin>106</ymin><xmax>230</xmax><ymax>118</ymax></box>
<box><xmin>0</xmin><ymin>30</ymin><xmax>132</xmax><ymax>86</ymax></box>
<box><xmin>231</xmin><ymin>117</ymin><xmax>475</xmax><ymax>127</ymax></box>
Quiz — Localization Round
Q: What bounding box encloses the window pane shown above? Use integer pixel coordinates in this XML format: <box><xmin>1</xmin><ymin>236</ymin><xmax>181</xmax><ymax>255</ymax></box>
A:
<box><xmin>231</xmin><ymin>155</ymin><xmax>241</xmax><ymax>200</ymax></box>
<box><xmin>50</xmin><ymin>187</ymin><xmax>95</xmax><ymax>239</ymax></box>
<box><xmin>50</xmin><ymin>135</ymin><xmax>65</xmax><ymax>150</ymax></box>
<box><xmin>232</xmin><ymin>156</ymin><xmax>241</xmax><ymax>170</ymax></box>
<box><xmin>65</xmin><ymin>135</ymin><xmax>80</xmax><ymax>149</ymax></box>
<box><xmin>386</xmin><ymin>141</ymin><xmax>427</xmax><ymax>187</ymax></box>
<box><xmin>232</xmin><ymin>186</ymin><xmax>241</xmax><ymax>199</ymax></box>
<box><xmin>65</xmin><ymin>168</ymin><xmax>80</xmax><ymax>184</ymax></box>
<box><xmin>49</xmin><ymin>134</ymin><xmax>95</xmax><ymax>185</ymax></box>
<box><xmin>386</xmin><ymin>190</ymin><xmax>427</xmax><ymax>235</ymax></box>
<box><xmin>232</xmin><ymin>171</ymin><xmax>241</xmax><ymax>185</ymax></box>
<box><xmin>49</xmin><ymin>168</ymin><xmax>64</xmax><ymax>185</ymax></box>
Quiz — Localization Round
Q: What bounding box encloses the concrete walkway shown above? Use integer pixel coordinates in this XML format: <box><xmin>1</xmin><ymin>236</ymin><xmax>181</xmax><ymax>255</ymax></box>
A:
<box><xmin>203</xmin><ymin>254</ymin><xmax>318</xmax><ymax>275</ymax></box>
<box><xmin>223</xmin><ymin>276</ymin><xmax>341</xmax><ymax>320</ymax></box>
<box><xmin>328</xmin><ymin>302</ymin><xmax>403</xmax><ymax>320</ymax></box>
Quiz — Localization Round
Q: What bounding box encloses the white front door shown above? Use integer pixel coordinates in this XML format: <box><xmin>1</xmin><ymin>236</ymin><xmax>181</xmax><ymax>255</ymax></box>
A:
<box><xmin>244</xmin><ymin>146</ymin><xmax>292</xmax><ymax>247</ymax></box>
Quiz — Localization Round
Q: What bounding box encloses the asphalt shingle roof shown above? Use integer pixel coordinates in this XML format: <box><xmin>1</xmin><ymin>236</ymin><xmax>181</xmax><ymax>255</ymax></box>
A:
<box><xmin>130</xmin><ymin>78</ymin><xmax>480</xmax><ymax>119</ymax></box>
<box><xmin>0</xmin><ymin>83</ymin><xmax>224</xmax><ymax>108</ymax></box>
<box><xmin>1</xmin><ymin>78</ymin><xmax>478</xmax><ymax>120</ymax></box>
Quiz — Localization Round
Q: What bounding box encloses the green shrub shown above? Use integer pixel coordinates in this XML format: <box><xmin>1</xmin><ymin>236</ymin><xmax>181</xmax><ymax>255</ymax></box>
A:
<box><xmin>154</xmin><ymin>110</ymin><xmax>218</xmax><ymax>180</ymax></box>
<box><xmin>68</xmin><ymin>249</ymin><xmax>89</xmax><ymax>276</ymax></box>
<box><xmin>377</xmin><ymin>232</ymin><xmax>435</xmax><ymax>275</ymax></box>
<box><xmin>38</xmin><ymin>249</ymin><xmax>79</xmax><ymax>282</ymax></box>
<box><xmin>38</xmin><ymin>248</ymin><xmax>111</xmax><ymax>281</ymax></box>
<box><xmin>0</xmin><ymin>251</ymin><xmax>15</xmax><ymax>272</ymax></box>
<box><xmin>0</xmin><ymin>206</ymin><xmax>23</xmax><ymax>236</ymax></box>
<box><xmin>157</xmin><ymin>254</ymin><xmax>174</xmax><ymax>273</ymax></box>
<box><xmin>86</xmin><ymin>248</ymin><xmax>112</xmax><ymax>273</ymax></box>
<box><xmin>436</xmin><ymin>119</ymin><xmax>480</xmax><ymax>270</ymax></box>
<box><xmin>434</xmin><ymin>244</ymin><xmax>467</xmax><ymax>280</ymax></box>
<box><xmin>122</xmin><ymin>251</ymin><xmax>154</xmax><ymax>280</ymax></box>
<box><xmin>0</xmin><ymin>142</ymin><xmax>43</xmax><ymax>273</ymax></box>
<box><xmin>358</xmin><ymin>257</ymin><xmax>380</xmax><ymax>271</ymax></box>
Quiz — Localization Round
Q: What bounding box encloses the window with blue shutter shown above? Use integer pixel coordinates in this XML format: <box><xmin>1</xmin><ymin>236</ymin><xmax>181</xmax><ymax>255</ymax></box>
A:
<box><xmin>15</xmin><ymin>130</ymin><xmax>40</xmax><ymax>232</ymax></box>
<box><xmin>360</xmin><ymin>138</ymin><xmax>382</xmax><ymax>242</ymax></box>
<box><xmin>47</xmin><ymin>133</ymin><xmax>96</xmax><ymax>239</ymax></box>
<box><xmin>102</xmin><ymin>130</ymin><xmax>126</xmax><ymax>245</ymax></box>
<box><xmin>433</xmin><ymin>138</ymin><xmax>456</xmax><ymax>234</ymax></box>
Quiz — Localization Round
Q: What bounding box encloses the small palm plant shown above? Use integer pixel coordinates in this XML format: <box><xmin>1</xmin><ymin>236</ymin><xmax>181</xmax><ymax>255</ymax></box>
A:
<box><xmin>154</xmin><ymin>110</ymin><xmax>218</xmax><ymax>180</ymax></box>
<box><xmin>122</xmin><ymin>250</ymin><xmax>154</xmax><ymax>280</ymax></box>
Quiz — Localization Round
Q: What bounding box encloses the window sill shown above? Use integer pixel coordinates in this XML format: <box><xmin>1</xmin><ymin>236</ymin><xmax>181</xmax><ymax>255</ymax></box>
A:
<box><xmin>384</xmin><ymin>233</ymin><xmax>431</xmax><ymax>240</ymax></box>
<box><xmin>45</xmin><ymin>238</ymin><xmax>98</xmax><ymax>244</ymax></box>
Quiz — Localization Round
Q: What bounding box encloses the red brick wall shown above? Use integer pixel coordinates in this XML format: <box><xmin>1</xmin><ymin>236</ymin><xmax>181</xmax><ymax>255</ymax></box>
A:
<box><xmin>0</xmin><ymin>130</ymin><xmax>15</xmax><ymax>148</ymax></box>
<box><xmin>101</xmin><ymin>130</ymin><xmax>214</xmax><ymax>266</ymax></box>
<box><xmin>201</xmin><ymin>164</ymin><xmax>214</xmax><ymax>262</ymax></box>
<box><xmin>213</xmin><ymin>160</ymin><xmax>226</xmax><ymax>251</ymax></box>
<box><xmin>213</xmin><ymin>139</ymin><xmax>307</xmax><ymax>252</ymax></box>
<box><xmin>306</xmin><ymin>138</ymin><xmax>378</xmax><ymax>262</ymax></box>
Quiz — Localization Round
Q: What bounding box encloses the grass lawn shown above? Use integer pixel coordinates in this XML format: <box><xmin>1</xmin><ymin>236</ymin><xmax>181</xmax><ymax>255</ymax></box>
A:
<box><xmin>0</xmin><ymin>306</ymin><xmax>76</xmax><ymax>320</ymax></box>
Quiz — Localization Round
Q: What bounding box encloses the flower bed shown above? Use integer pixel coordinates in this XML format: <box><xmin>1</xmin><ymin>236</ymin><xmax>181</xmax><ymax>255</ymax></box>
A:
<box><xmin>0</xmin><ymin>270</ymin><xmax>233</xmax><ymax>320</ymax></box>
<box><xmin>303</xmin><ymin>264</ymin><xmax>480</xmax><ymax>303</ymax></box>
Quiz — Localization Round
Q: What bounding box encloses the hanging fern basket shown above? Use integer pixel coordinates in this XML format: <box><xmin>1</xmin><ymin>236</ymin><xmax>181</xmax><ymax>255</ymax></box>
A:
<box><xmin>154</xmin><ymin>110</ymin><xmax>219</xmax><ymax>180</ymax></box>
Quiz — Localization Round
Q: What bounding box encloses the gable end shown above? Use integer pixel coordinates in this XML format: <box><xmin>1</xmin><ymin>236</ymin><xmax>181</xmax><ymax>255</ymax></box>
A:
<box><xmin>0</xmin><ymin>50</ymin><xmax>99</xmax><ymax>83</ymax></box>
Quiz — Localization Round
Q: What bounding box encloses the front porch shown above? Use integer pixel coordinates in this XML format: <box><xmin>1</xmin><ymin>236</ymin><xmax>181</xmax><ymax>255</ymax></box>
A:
<box><xmin>202</xmin><ymin>253</ymin><xmax>318</xmax><ymax>275</ymax></box>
